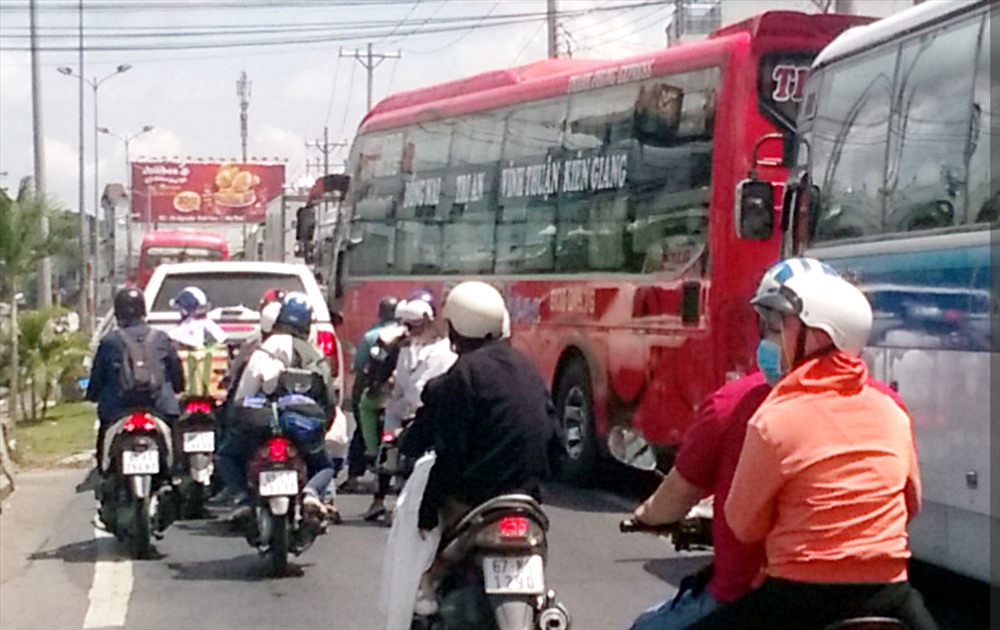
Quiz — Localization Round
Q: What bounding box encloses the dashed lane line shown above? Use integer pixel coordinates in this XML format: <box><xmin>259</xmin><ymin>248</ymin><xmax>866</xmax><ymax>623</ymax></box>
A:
<box><xmin>83</xmin><ymin>527</ymin><xmax>134</xmax><ymax>629</ymax></box>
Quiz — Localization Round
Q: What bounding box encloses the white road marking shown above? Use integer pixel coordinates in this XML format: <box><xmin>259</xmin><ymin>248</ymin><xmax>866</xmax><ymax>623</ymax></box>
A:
<box><xmin>83</xmin><ymin>527</ymin><xmax>134</xmax><ymax>629</ymax></box>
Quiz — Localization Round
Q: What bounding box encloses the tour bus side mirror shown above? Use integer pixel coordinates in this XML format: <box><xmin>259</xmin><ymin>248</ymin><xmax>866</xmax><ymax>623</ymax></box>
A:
<box><xmin>735</xmin><ymin>178</ymin><xmax>775</xmax><ymax>240</ymax></box>
<box><xmin>296</xmin><ymin>206</ymin><xmax>316</xmax><ymax>242</ymax></box>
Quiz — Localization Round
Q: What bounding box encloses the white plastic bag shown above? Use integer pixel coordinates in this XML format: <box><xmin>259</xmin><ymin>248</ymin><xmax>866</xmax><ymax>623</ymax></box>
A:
<box><xmin>324</xmin><ymin>407</ymin><xmax>354</xmax><ymax>459</ymax></box>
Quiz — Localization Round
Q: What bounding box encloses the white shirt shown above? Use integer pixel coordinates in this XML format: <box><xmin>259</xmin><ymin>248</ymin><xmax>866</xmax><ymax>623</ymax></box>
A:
<box><xmin>234</xmin><ymin>334</ymin><xmax>294</xmax><ymax>401</ymax></box>
<box><xmin>383</xmin><ymin>337</ymin><xmax>456</xmax><ymax>432</ymax></box>
<box><xmin>169</xmin><ymin>317</ymin><xmax>228</xmax><ymax>348</ymax></box>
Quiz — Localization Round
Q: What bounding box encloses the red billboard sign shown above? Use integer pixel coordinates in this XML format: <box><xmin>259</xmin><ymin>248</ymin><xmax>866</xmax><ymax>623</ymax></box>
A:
<box><xmin>131</xmin><ymin>161</ymin><xmax>285</xmax><ymax>223</ymax></box>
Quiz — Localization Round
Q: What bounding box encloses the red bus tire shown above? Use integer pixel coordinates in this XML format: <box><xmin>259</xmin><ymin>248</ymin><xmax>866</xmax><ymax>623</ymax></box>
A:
<box><xmin>554</xmin><ymin>359</ymin><xmax>597</xmax><ymax>485</ymax></box>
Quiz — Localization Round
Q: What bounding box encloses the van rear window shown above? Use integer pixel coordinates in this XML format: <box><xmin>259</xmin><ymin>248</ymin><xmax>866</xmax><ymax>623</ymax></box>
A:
<box><xmin>151</xmin><ymin>273</ymin><xmax>305</xmax><ymax>312</ymax></box>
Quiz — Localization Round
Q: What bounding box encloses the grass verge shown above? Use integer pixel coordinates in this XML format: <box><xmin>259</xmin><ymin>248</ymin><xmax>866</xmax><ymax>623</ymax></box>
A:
<box><xmin>13</xmin><ymin>402</ymin><xmax>96</xmax><ymax>468</ymax></box>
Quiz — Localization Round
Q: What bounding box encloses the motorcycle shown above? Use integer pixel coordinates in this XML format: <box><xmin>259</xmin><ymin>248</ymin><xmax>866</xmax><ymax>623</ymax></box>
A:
<box><xmin>175</xmin><ymin>396</ymin><xmax>219</xmax><ymax>518</ymax></box>
<box><xmin>239</xmin><ymin>370</ymin><xmax>331</xmax><ymax>576</ymax></box>
<box><xmin>607</xmin><ymin>426</ymin><xmax>713</xmax><ymax>551</ymax></box>
<box><xmin>98</xmin><ymin>410</ymin><xmax>177</xmax><ymax>559</ymax></box>
<box><xmin>413</xmin><ymin>494</ymin><xmax>571</xmax><ymax>630</ymax></box>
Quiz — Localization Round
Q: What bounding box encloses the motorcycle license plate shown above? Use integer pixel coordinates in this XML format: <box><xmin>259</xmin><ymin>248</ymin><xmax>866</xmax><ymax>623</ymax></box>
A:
<box><xmin>259</xmin><ymin>470</ymin><xmax>298</xmax><ymax>497</ymax></box>
<box><xmin>183</xmin><ymin>431</ymin><xmax>215</xmax><ymax>453</ymax></box>
<box><xmin>122</xmin><ymin>449</ymin><xmax>159</xmax><ymax>475</ymax></box>
<box><xmin>482</xmin><ymin>555</ymin><xmax>544</xmax><ymax>594</ymax></box>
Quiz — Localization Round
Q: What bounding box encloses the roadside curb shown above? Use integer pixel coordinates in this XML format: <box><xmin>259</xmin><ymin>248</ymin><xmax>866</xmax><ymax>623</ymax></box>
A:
<box><xmin>0</xmin><ymin>472</ymin><xmax>11</xmax><ymax>505</ymax></box>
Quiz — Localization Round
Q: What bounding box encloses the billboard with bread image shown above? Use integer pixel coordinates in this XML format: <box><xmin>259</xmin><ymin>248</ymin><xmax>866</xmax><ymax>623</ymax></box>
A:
<box><xmin>131</xmin><ymin>161</ymin><xmax>285</xmax><ymax>223</ymax></box>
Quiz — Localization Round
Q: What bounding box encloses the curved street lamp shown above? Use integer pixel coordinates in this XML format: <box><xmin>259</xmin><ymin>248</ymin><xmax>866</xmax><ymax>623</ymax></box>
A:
<box><xmin>56</xmin><ymin>64</ymin><xmax>131</xmax><ymax>314</ymax></box>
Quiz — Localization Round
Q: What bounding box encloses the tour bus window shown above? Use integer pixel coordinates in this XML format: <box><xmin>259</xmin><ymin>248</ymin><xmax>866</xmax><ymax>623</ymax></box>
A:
<box><xmin>354</xmin><ymin>132</ymin><xmax>404</xmax><ymax>221</ymax></box>
<box><xmin>499</xmin><ymin>99</ymin><xmax>565</xmax><ymax>273</ymax></box>
<box><xmin>394</xmin><ymin>219</ymin><xmax>443</xmax><ymax>275</ymax></box>
<box><xmin>967</xmin><ymin>9</ymin><xmax>996</xmax><ymax>226</ymax></box>
<box><xmin>811</xmin><ymin>46</ymin><xmax>897</xmax><ymax>242</ymax></box>
<box><xmin>346</xmin><ymin>221</ymin><xmax>396</xmax><ymax>276</ymax></box>
<box><xmin>884</xmin><ymin>16</ymin><xmax>980</xmax><ymax>233</ymax></box>
<box><xmin>627</xmin><ymin>189</ymin><xmax>710</xmax><ymax>276</ymax></box>
<box><xmin>442</xmin><ymin>221</ymin><xmax>495</xmax><ymax>274</ymax></box>
<box><xmin>451</xmin><ymin>113</ymin><xmax>505</xmax><ymax>166</ymax></box>
<box><xmin>400</xmin><ymin>122</ymin><xmax>451</xmax><ymax>222</ymax></box>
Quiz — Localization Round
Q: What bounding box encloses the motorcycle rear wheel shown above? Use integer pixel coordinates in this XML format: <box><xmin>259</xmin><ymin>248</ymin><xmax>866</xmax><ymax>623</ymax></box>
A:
<box><xmin>267</xmin><ymin>512</ymin><xmax>289</xmax><ymax>576</ymax></box>
<box><xmin>131</xmin><ymin>497</ymin><xmax>152</xmax><ymax>560</ymax></box>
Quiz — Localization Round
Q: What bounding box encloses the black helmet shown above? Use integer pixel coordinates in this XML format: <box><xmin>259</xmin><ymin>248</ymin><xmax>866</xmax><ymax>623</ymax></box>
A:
<box><xmin>377</xmin><ymin>296</ymin><xmax>399</xmax><ymax>323</ymax></box>
<box><xmin>114</xmin><ymin>287</ymin><xmax>146</xmax><ymax>325</ymax></box>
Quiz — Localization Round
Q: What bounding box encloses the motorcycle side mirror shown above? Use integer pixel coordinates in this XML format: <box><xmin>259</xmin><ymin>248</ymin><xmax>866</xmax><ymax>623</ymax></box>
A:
<box><xmin>607</xmin><ymin>426</ymin><xmax>658</xmax><ymax>472</ymax></box>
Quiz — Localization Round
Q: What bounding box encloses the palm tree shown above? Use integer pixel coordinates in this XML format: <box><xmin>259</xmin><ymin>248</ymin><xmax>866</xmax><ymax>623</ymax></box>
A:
<box><xmin>0</xmin><ymin>176</ymin><xmax>73</xmax><ymax>305</ymax></box>
<box><xmin>12</xmin><ymin>307</ymin><xmax>88</xmax><ymax>421</ymax></box>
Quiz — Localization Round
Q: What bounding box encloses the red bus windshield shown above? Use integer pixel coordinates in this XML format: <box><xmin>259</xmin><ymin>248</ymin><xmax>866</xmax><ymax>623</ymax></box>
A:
<box><xmin>329</xmin><ymin>11</ymin><xmax>870</xmax><ymax>478</ymax></box>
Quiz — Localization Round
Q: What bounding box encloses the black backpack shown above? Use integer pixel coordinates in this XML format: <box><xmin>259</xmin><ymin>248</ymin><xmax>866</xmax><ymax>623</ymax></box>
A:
<box><xmin>364</xmin><ymin>334</ymin><xmax>404</xmax><ymax>390</ymax></box>
<box><xmin>118</xmin><ymin>329</ymin><xmax>165</xmax><ymax>401</ymax></box>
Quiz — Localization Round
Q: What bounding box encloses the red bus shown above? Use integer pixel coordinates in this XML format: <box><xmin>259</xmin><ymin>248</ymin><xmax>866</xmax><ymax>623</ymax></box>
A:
<box><xmin>135</xmin><ymin>230</ymin><xmax>229</xmax><ymax>288</ymax></box>
<box><xmin>329</xmin><ymin>11</ymin><xmax>870</xmax><ymax>481</ymax></box>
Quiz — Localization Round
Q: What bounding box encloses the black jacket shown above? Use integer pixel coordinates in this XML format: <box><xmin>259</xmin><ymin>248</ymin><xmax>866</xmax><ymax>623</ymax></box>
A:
<box><xmin>86</xmin><ymin>323</ymin><xmax>184</xmax><ymax>424</ymax></box>
<box><xmin>400</xmin><ymin>340</ymin><xmax>563</xmax><ymax>530</ymax></box>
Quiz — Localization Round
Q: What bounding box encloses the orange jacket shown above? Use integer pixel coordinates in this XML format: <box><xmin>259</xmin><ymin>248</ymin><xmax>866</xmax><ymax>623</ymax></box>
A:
<box><xmin>725</xmin><ymin>351</ymin><xmax>921</xmax><ymax>584</ymax></box>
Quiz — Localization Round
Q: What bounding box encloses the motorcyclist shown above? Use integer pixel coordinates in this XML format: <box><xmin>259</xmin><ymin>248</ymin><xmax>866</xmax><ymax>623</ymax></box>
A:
<box><xmin>399</xmin><ymin>280</ymin><xmax>563</xmax><ymax>533</ymax></box>
<box><xmin>167</xmin><ymin>286</ymin><xmax>227</xmax><ymax>399</ymax></box>
<box><xmin>690</xmin><ymin>269</ymin><xmax>935</xmax><ymax>630</ymax></box>
<box><xmin>233</xmin><ymin>292</ymin><xmax>339</xmax><ymax>520</ymax></box>
<box><xmin>362</xmin><ymin>294</ymin><xmax>456</xmax><ymax>521</ymax></box>
<box><xmin>87</xmin><ymin>287</ymin><xmax>184</xmax><ymax>526</ymax></box>
<box><xmin>212</xmin><ymin>295</ymin><xmax>283</xmax><ymax>507</ymax></box>
<box><xmin>340</xmin><ymin>295</ymin><xmax>399</xmax><ymax>494</ymax></box>
<box><xmin>629</xmin><ymin>258</ymin><xmax>909</xmax><ymax>629</ymax></box>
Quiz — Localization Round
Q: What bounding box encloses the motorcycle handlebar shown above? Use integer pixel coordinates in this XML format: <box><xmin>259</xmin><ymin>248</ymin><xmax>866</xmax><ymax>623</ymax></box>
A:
<box><xmin>619</xmin><ymin>518</ymin><xmax>676</xmax><ymax>534</ymax></box>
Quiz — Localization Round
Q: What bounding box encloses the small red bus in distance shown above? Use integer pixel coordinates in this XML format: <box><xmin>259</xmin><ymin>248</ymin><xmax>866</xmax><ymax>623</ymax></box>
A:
<box><xmin>329</xmin><ymin>11</ymin><xmax>872</xmax><ymax>482</ymax></box>
<box><xmin>135</xmin><ymin>230</ymin><xmax>229</xmax><ymax>288</ymax></box>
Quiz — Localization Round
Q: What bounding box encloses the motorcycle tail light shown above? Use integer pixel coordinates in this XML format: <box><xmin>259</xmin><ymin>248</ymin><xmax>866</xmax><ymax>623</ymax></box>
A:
<box><xmin>124</xmin><ymin>412</ymin><xmax>156</xmax><ymax>432</ymax></box>
<box><xmin>381</xmin><ymin>431</ymin><xmax>395</xmax><ymax>443</ymax></box>
<box><xmin>475</xmin><ymin>515</ymin><xmax>544</xmax><ymax>549</ymax></box>
<box><xmin>185</xmin><ymin>400</ymin><xmax>213</xmax><ymax>414</ymax></box>
<box><xmin>499</xmin><ymin>516</ymin><xmax>530</xmax><ymax>539</ymax></box>
<box><xmin>268</xmin><ymin>437</ymin><xmax>290</xmax><ymax>462</ymax></box>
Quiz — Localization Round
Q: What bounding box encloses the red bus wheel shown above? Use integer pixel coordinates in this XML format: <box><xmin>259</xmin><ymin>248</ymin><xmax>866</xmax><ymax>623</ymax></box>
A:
<box><xmin>555</xmin><ymin>360</ymin><xmax>597</xmax><ymax>485</ymax></box>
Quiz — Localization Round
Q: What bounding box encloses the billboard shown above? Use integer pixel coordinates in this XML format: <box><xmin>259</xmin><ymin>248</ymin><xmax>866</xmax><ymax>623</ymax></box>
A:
<box><xmin>131</xmin><ymin>161</ymin><xmax>286</xmax><ymax>223</ymax></box>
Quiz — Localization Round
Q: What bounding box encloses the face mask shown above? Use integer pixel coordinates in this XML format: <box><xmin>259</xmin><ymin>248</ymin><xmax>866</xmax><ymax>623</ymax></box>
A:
<box><xmin>756</xmin><ymin>338</ymin><xmax>784</xmax><ymax>385</ymax></box>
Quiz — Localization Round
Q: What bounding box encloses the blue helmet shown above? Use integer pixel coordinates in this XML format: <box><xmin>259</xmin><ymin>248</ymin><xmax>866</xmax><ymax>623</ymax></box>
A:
<box><xmin>170</xmin><ymin>286</ymin><xmax>210</xmax><ymax>318</ymax></box>
<box><xmin>277</xmin><ymin>292</ymin><xmax>313</xmax><ymax>337</ymax></box>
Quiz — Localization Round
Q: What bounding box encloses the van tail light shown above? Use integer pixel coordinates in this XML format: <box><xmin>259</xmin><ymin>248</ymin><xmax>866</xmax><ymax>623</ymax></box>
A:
<box><xmin>124</xmin><ymin>412</ymin><xmax>157</xmax><ymax>432</ymax></box>
<box><xmin>316</xmin><ymin>329</ymin><xmax>339</xmax><ymax>376</ymax></box>
<box><xmin>499</xmin><ymin>516</ymin><xmax>530</xmax><ymax>539</ymax></box>
<box><xmin>268</xmin><ymin>437</ymin><xmax>290</xmax><ymax>462</ymax></box>
<box><xmin>185</xmin><ymin>400</ymin><xmax>213</xmax><ymax>414</ymax></box>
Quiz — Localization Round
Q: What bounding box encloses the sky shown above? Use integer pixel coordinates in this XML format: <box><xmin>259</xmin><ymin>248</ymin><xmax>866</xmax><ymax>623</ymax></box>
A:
<box><xmin>0</xmin><ymin>0</ymin><xmax>701</xmax><ymax>215</ymax></box>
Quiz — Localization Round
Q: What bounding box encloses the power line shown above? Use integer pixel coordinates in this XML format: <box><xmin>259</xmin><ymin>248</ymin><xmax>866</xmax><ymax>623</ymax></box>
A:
<box><xmin>0</xmin><ymin>2</ymin><xmax>669</xmax><ymax>52</ymax></box>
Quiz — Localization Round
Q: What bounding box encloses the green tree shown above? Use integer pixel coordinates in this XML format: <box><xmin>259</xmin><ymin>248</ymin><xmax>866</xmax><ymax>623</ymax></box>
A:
<box><xmin>5</xmin><ymin>307</ymin><xmax>88</xmax><ymax>421</ymax></box>
<box><xmin>0</xmin><ymin>176</ymin><xmax>73</xmax><ymax>304</ymax></box>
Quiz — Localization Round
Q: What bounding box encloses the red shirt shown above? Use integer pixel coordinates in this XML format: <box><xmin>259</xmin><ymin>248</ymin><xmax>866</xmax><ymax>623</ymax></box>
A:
<box><xmin>674</xmin><ymin>371</ymin><xmax>771</xmax><ymax>603</ymax></box>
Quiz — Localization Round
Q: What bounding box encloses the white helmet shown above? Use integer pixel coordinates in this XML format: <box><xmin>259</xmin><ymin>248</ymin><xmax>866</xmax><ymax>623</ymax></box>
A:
<box><xmin>443</xmin><ymin>281</ymin><xmax>508</xmax><ymax>340</ymax></box>
<box><xmin>260</xmin><ymin>301</ymin><xmax>282</xmax><ymax>335</ymax></box>
<box><xmin>754</xmin><ymin>262</ymin><xmax>872</xmax><ymax>354</ymax></box>
<box><xmin>752</xmin><ymin>257</ymin><xmax>839</xmax><ymax>307</ymax></box>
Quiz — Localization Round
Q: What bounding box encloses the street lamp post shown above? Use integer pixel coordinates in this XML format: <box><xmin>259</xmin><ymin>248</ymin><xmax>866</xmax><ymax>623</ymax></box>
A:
<box><xmin>98</xmin><ymin>125</ymin><xmax>153</xmax><ymax>279</ymax></box>
<box><xmin>57</xmin><ymin>63</ymin><xmax>131</xmax><ymax>323</ymax></box>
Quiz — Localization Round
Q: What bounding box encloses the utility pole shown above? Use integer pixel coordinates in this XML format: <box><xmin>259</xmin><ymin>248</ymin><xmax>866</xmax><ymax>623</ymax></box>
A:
<box><xmin>237</xmin><ymin>71</ymin><xmax>251</xmax><ymax>243</ymax></box>
<box><xmin>341</xmin><ymin>43</ymin><xmax>401</xmax><ymax>112</ymax></box>
<box><xmin>237</xmin><ymin>71</ymin><xmax>251</xmax><ymax>163</ymax></box>
<box><xmin>306</xmin><ymin>128</ymin><xmax>346</xmax><ymax>178</ymax></box>
<box><xmin>547</xmin><ymin>0</ymin><xmax>558</xmax><ymax>59</ymax></box>
<box><xmin>76</xmin><ymin>0</ymin><xmax>88</xmax><ymax>332</ymax></box>
<box><xmin>30</xmin><ymin>0</ymin><xmax>50</xmax><ymax>308</ymax></box>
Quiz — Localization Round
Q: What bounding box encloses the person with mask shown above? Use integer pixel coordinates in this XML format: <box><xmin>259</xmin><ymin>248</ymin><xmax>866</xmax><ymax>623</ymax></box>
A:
<box><xmin>362</xmin><ymin>295</ymin><xmax>456</xmax><ymax>522</ymax></box>
<box><xmin>630</xmin><ymin>258</ymin><xmax>910</xmax><ymax>630</ymax></box>
<box><xmin>689</xmin><ymin>264</ymin><xmax>934</xmax><ymax>630</ymax></box>
<box><xmin>340</xmin><ymin>295</ymin><xmax>400</xmax><ymax>494</ymax></box>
